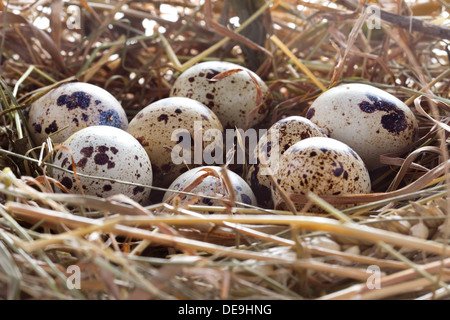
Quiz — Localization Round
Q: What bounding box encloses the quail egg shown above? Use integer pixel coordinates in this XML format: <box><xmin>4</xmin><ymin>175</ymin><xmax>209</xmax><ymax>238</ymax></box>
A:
<box><xmin>52</xmin><ymin>126</ymin><xmax>152</xmax><ymax>205</ymax></box>
<box><xmin>27</xmin><ymin>82</ymin><xmax>129</xmax><ymax>146</ymax></box>
<box><xmin>246</xmin><ymin>116</ymin><xmax>326</xmax><ymax>208</ymax></box>
<box><xmin>163</xmin><ymin>166</ymin><xmax>257</xmax><ymax>208</ymax></box>
<box><xmin>272</xmin><ymin>137</ymin><xmax>371</xmax><ymax>210</ymax></box>
<box><xmin>170</xmin><ymin>61</ymin><xmax>272</xmax><ymax>129</ymax></box>
<box><xmin>127</xmin><ymin>97</ymin><xmax>224</xmax><ymax>188</ymax></box>
<box><xmin>305</xmin><ymin>83</ymin><xmax>418</xmax><ymax>170</ymax></box>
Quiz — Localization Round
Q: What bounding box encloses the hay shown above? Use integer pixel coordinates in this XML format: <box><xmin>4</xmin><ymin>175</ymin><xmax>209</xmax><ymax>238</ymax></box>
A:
<box><xmin>0</xmin><ymin>0</ymin><xmax>449</xmax><ymax>300</ymax></box>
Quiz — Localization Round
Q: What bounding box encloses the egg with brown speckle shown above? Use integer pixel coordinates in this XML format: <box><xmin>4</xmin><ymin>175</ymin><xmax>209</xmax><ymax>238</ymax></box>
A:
<box><xmin>272</xmin><ymin>137</ymin><xmax>371</xmax><ymax>210</ymax></box>
<box><xmin>170</xmin><ymin>61</ymin><xmax>272</xmax><ymax>129</ymax></box>
<box><xmin>246</xmin><ymin>116</ymin><xmax>326</xmax><ymax>208</ymax></box>
<box><xmin>52</xmin><ymin>126</ymin><xmax>152</xmax><ymax>205</ymax></box>
<box><xmin>163</xmin><ymin>166</ymin><xmax>257</xmax><ymax>209</ymax></box>
<box><xmin>127</xmin><ymin>97</ymin><xmax>224</xmax><ymax>188</ymax></box>
<box><xmin>306</xmin><ymin>83</ymin><xmax>418</xmax><ymax>170</ymax></box>
<box><xmin>26</xmin><ymin>82</ymin><xmax>129</xmax><ymax>146</ymax></box>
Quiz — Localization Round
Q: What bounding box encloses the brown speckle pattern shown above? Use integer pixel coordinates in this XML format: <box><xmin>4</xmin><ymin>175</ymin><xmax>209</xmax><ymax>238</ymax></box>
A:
<box><xmin>305</xmin><ymin>83</ymin><xmax>418</xmax><ymax>170</ymax></box>
<box><xmin>127</xmin><ymin>97</ymin><xmax>223</xmax><ymax>188</ymax></box>
<box><xmin>271</xmin><ymin>137</ymin><xmax>371</xmax><ymax>210</ymax></box>
<box><xmin>53</xmin><ymin>126</ymin><xmax>153</xmax><ymax>205</ymax></box>
<box><xmin>163</xmin><ymin>166</ymin><xmax>257</xmax><ymax>209</ymax></box>
<box><xmin>246</xmin><ymin>116</ymin><xmax>326</xmax><ymax>208</ymax></box>
<box><xmin>44</xmin><ymin>120</ymin><xmax>58</xmax><ymax>134</ymax></box>
<box><xmin>170</xmin><ymin>61</ymin><xmax>272</xmax><ymax>129</ymax></box>
<box><xmin>26</xmin><ymin>82</ymin><xmax>129</xmax><ymax>146</ymax></box>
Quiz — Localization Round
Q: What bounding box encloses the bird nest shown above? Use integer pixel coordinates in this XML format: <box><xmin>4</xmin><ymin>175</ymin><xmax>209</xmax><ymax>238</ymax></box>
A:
<box><xmin>0</xmin><ymin>0</ymin><xmax>449</xmax><ymax>300</ymax></box>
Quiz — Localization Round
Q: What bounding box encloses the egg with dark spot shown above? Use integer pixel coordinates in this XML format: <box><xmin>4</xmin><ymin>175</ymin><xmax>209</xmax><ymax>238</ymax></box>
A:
<box><xmin>27</xmin><ymin>82</ymin><xmax>128</xmax><ymax>145</ymax></box>
<box><xmin>246</xmin><ymin>116</ymin><xmax>326</xmax><ymax>208</ymax></box>
<box><xmin>170</xmin><ymin>61</ymin><xmax>272</xmax><ymax>129</ymax></box>
<box><xmin>163</xmin><ymin>166</ymin><xmax>257</xmax><ymax>210</ymax></box>
<box><xmin>127</xmin><ymin>97</ymin><xmax>223</xmax><ymax>188</ymax></box>
<box><xmin>52</xmin><ymin>126</ymin><xmax>153</xmax><ymax>205</ymax></box>
<box><xmin>305</xmin><ymin>83</ymin><xmax>418</xmax><ymax>170</ymax></box>
<box><xmin>272</xmin><ymin>137</ymin><xmax>371</xmax><ymax>211</ymax></box>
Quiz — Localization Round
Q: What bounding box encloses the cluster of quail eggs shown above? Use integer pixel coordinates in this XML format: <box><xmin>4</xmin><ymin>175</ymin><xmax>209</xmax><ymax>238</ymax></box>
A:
<box><xmin>27</xmin><ymin>82</ymin><xmax>154</xmax><ymax>204</ymax></box>
<box><xmin>26</xmin><ymin>62</ymin><xmax>418</xmax><ymax>213</ymax></box>
<box><xmin>25</xmin><ymin>61</ymin><xmax>273</xmax><ymax>208</ymax></box>
<box><xmin>246</xmin><ymin>116</ymin><xmax>326</xmax><ymax>208</ymax></box>
<box><xmin>245</xmin><ymin>83</ymin><xmax>418</xmax><ymax>210</ymax></box>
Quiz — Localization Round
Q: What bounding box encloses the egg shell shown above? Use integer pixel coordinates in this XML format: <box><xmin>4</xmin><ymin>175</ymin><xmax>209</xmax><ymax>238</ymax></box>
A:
<box><xmin>127</xmin><ymin>97</ymin><xmax>224</xmax><ymax>188</ymax></box>
<box><xmin>52</xmin><ymin>126</ymin><xmax>152</xmax><ymax>205</ymax></box>
<box><xmin>272</xmin><ymin>137</ymin><xmax>371</xmax><ymax>210</ymax></box>
<box><xmin>246</xmin><ymin>116</ymin><xmax>326</xmax><ymax>208</ymax></box>
<box><xmin>170</xmin><ymin>61</ymin><xmax>272</xmax><ymax>129</ymax></box>
<box><xmin>26</xmin><ymin>82</ymin><xmax>129</xmax><ymax>145</ymax></box>
<box><xmin>305</xmin><ymin>83</ymin><xmax>418</xmax><ymax>170</ymax></box>
<box><xmin>163</xmin><ymin>166</ymin><xmax>257</xmax><ymax>208</ymax></box>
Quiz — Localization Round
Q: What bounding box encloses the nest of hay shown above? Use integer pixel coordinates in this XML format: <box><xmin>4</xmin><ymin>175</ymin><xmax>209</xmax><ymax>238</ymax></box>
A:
<box><xmin>0</xmin><ymin>0</ymin><xmax>449</xmax><ymax>300</ymax></box>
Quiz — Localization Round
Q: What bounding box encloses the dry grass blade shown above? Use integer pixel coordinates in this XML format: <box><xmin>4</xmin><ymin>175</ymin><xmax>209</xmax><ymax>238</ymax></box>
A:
<box><xmin>0</xmin><ymin>0</ymin><xmax>449</xmax><ymax>301</ymax></box>
<box><xmin>9</xmin><ymin>202</ymin><xmax>448</xmax><ymax>258</ymax></box>
<box><xmin>321</xmin><ymin>257</ymin><xmax>450</xmax><ymax>300</ymax></box>
<box><xmin>204</xmin><ymin>14</ymin><xmax>272</xmax><ymax>58</ymax></box>
<box><xmin>329</xmin><ymin>4</ymin><xmax>368</xmax><ymax>85</ymax></box>
<box><xmin>0</xmin><ymin>235</ymin><xmax>21</xmax><ymax>299</ymax></box>
<box><xmin>270</xmin><ymin>35</ymin><xmax>327</xmax><ymax>91</ymax></box>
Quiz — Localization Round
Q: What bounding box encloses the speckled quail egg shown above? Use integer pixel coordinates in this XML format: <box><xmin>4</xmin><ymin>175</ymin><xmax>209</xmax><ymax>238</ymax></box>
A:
<box><xmin>27</xmin><ymin>82</ymin><xmax>129</xmax><ymax>146</ymax></box>
<box><xmin>246</xmin><ymin>116</ymin><xmax>326</xmax><ymax>208</ymax></box>
<box><xmin>306</xmin><ymin>83</ymin><xmax>418</xmax><ymax>170</ymax></box>
<box><xmin>163</xmin><ymin>166</ymin><xmax>257</xmax><ymax>208</ymax></box>
<box><xmin>127</xmin><ymin>97</ymin><xmax>224</xmax><ymax>188</ymax></box>
<box><xmin>52</xmin><ymin>126</ymin><xmax>152</xmax><ymax>205</ymax></box>
<box><xmin>272</xmin><ymin>137</ymin><xmax>371</xmax><ymax>210</ymax></box>
<box><xmin>170</xmin><ymin>61</ymin><xmax>272</xmax><ymax>129</ymax></box>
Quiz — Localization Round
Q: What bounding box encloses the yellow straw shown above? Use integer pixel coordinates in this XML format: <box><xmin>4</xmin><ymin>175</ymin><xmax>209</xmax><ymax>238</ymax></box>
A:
<box><xmin>270</xmin><ymin>34</ymin><xmax>327</xmax><ymax>92</ymax></box>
